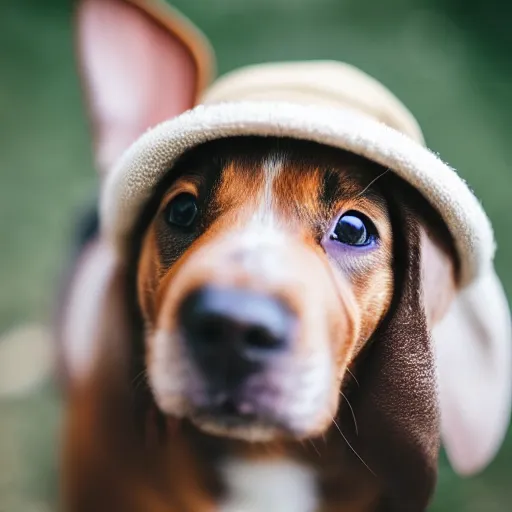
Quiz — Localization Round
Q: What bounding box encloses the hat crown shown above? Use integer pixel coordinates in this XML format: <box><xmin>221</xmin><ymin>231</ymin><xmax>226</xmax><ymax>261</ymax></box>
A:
<box><xmin>201</xmin><ymin>61</ymin><xmax>424</xmax><ymax>144</ymax></box>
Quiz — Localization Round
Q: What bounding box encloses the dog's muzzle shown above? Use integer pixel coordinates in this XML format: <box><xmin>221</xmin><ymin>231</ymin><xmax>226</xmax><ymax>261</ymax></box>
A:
<box><xmin>177</xmin><ymin>285</ymin><xmax>295</xmax><ymax>420</ymax></box>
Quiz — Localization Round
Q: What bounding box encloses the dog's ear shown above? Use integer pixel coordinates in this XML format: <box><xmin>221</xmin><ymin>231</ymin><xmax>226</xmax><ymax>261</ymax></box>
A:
<box><xmin>76</xmin><ymin>0</ymin><xmax>215</xmax><ymax>174</ymax></box>
<box><xmin>58</xmin><ymin>240</ymin><xmax>131</xmax><ymax>386</ymax></box>
<box><xmin>417</xmin><ymin>200</ymin><xmax>511</xmax><ymax>476</ymax></box>
<box><xmin>432</xmin><ymin>258</ymin><xmax>511</xmax><ymax>476</ymax></box>
<box><xmin>345</xmin><ymin>206</ymin><xmax>439</xmax><ymax>511</ymax></box>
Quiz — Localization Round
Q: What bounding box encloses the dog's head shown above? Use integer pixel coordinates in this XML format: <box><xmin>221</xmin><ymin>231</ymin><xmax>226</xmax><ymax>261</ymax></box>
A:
<box><xmin>137</xmin><ymin>136</ymin><xmax>400</xmax><ymax>441</ymax></box>
<box><xmin>72</xmin><ymin>0</ymin><xmax>511</xmax><ymax>504</ymax></box>
<box><xmin>130</xmin><ymin>135</ymin><xmax>461</xmax><ymax>507</ymax></box>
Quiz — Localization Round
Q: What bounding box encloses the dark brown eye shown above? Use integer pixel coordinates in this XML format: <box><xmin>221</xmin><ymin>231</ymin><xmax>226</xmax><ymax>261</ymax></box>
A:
<box><xmin>164</xmin><ymin>193</ymin><xmax>198</xmax><ymax>228</ymax></box>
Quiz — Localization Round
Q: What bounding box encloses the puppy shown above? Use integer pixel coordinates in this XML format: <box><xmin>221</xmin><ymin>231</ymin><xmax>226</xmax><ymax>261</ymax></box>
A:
<box><xmin>57</xmin><ymin>1</ymin><xmax>511</xmax><ymax>511</ymax></box>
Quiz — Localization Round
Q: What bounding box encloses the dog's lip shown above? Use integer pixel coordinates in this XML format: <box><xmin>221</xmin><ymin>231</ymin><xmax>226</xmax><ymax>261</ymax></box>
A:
<box><xmin>194</xmin><ymin>411</ymin><xmax>259</xmax><ymax>429</ymax></box>
<box><xmin>195</xmin><ymin>397</ymin><xmax>255</xmax><ymax>420</ymax></box>
<box><xmin>191</xmin><ymin>397</ymin><xmax>276</xmax><ymax>428</ymax></box>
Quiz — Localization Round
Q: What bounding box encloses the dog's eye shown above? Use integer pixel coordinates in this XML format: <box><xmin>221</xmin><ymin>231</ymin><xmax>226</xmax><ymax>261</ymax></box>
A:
<box><xmin>331</xmin><ymin>211</ymin><xmax>377</xmax><ymax>246</ymax></box>
<box><xmin>164</xmin><ymin>193</ymin><xmax>198</xmax><ymax>228</ymax></box>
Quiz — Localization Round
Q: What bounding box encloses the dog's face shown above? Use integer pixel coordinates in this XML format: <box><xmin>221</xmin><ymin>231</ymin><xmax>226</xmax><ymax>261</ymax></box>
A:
<box><xmin>136</xmin><ymin>137</ymin><xmax>395</xmax><ymax>441</ymax></box>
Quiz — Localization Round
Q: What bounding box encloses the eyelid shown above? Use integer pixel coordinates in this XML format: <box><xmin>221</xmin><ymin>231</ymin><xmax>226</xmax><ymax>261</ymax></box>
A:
<box><xmin>161</xmin><ymin>182</ymin><xmax>199</xmax><ymax>211</ymax></box>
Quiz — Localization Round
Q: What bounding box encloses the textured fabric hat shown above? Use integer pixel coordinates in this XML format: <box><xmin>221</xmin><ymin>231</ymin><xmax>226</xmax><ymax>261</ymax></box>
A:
<box><xmin>99</xmin><ymin>60</ymin><xmax>511</xmax><ymax>474</ymax></box>
<box><xmin>102</xmin><ymin>61</ymin><xmax>491</xmax><ymax>287</ymax></box>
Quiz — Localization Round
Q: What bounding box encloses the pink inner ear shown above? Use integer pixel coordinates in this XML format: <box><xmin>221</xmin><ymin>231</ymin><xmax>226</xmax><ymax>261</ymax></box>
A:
<box><xmin>78</xmin><ymin>0</ymin><xmax>198</xmax><ymax>173</ymax></box>
<box><xmin>420</xmin><ymin>228</ymin><xmax>456</xmax><ymax>327</ymax></box>
<box><xmin>435</xmin><ymin>269</ymin><xmax>512</xmax><ymax>476</ymax></box>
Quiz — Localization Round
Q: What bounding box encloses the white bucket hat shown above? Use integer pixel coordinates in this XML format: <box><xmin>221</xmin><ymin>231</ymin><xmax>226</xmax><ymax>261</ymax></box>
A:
<box><xmin>99</xmin><ymin>60</ymin><xmax>511</xmax><ymax>474</ymax></box>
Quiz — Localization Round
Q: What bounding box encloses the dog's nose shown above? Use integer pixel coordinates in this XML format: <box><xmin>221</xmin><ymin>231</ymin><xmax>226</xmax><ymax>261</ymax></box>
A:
<box><xmin>178</xmin><ymin>286</ymin><xmax>293</xmax><ymax>362</ymax></box>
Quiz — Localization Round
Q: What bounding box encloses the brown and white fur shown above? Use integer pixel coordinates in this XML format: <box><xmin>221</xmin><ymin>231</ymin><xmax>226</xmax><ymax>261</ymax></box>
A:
<box><xmin>56</xmin><ymin>1</ymin><xmax>499</xmax><ymax>511</ymax></box>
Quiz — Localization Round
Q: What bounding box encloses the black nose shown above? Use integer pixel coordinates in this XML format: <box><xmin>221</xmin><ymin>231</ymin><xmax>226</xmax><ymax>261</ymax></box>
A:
<box><xmin>178</xmin><ymin>286</ymin><xmax>293</xmax><ymax>384</ymax></box>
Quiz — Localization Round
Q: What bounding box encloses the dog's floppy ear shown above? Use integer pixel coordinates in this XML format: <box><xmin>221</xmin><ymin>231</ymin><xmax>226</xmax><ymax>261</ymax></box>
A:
<box><xmin>417</xmin><ymin>201</ymin><xmax>511</xmax><ymax>476</ymax></box>
<box><xmin>76</xmin><ymin>0</ymin><xmax>215</xmax><ymax>174</ymax></box>
<box><xmin>432</xmin><ymin>259</ymin><xmax>512</xmax><ymax>475</ymax></box>
<box><xmin>346</xmin><ymin>206</ymin><xmax>440</xmax><ymax>511</ymax></box>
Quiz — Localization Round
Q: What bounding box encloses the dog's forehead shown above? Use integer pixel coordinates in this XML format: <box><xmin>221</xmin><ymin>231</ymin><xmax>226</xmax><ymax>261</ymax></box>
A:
<box><xmin>170</xmin><ymin>136</ymin><xmax>390</xmax><ymax>202</ymax></box>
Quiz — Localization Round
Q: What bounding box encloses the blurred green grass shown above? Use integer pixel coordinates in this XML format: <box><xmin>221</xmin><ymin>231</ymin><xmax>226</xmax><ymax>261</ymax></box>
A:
<box><xmin>0</xmin><ymin>0</ymin><xmax>511</xmax><ymax>510</ymax></box>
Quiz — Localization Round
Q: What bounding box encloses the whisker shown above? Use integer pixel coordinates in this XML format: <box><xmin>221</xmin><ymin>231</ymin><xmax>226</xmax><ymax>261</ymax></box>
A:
<box><xmin>346</xmin><ymin>367</ymin><xmax>359</xmax><ymax>388</ymax></box>
<box><xmin>308</xmin><ymin>439</ymin><xmax>321</xmax><ymax>457</ymax></box>
<box><xmin>331</xmin><ymin>417</ymin><xmax>375</xmax><ymax>476</ymax></box>
<box><xmin>354</xmin><ymin>168</ymin><xmax>390</xmax><ymax>198</ymax></box>
<box><xmin>340</xmin><ymin>391</ymin><xmax>358</xmax><ymax>436</ymax></box>
<box><xmin>132</xmin><ymin>369</ymin><xmax>148</xmax><ymax>390</ymax></box>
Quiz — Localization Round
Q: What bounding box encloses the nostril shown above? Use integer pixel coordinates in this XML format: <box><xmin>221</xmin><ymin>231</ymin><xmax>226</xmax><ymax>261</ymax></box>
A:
<box><xmin>219</xmin><ymin>398</ymin><xmax>239</xmax><ymax>416</ymax></box>
<box><xmin>193</xmin><ymin>316</ymin><xmax>228</xmax><ymax>345</ymax></box>
<box><xmin>244</xmin><ymin>326</ymin><xmax>283</xmax><ymax>351</ymax></box>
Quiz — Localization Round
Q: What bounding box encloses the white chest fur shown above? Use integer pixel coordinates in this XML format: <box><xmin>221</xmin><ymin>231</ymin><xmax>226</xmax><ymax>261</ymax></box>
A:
<box><xmin>218</xmin><ymin>458</ymin><xmax>318</xmax><ymax>512</ymax></box>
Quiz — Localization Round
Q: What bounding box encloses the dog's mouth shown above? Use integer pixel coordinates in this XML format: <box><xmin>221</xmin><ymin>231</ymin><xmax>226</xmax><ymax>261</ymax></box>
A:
<box><xmin>194</xmin><ymin>399</ymin><xmax>263</xmax><ymax>427</ymax></box>
<box><xmin>183</xmin><ymin>378</ymin><xmax>289</xmax><ymax>439</ymax></box>
<box><xmin>189</xmin><ymin>397</ymin><xmax>283</xmax><ymax>441</ymax></box>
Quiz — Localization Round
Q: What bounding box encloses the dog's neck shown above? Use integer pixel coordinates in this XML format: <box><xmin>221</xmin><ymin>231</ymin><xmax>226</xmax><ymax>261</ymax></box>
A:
<box><xmin>152</xmin><ymin>419</ymin><xmax>382</xmax><ymax>512</ymax></box>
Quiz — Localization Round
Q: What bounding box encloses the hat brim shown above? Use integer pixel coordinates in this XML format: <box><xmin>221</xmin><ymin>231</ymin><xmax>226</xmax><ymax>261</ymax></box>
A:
<box><xmin>100</xmin><ymin>100</ymin><xmax>494</xmax><ymax>287</ymax></box>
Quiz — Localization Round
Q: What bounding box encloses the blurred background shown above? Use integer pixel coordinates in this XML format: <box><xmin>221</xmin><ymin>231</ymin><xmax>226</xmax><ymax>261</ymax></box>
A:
<box><xmin>0</xmin><ymin>0</ymin><xmax>511</xmax><ymax>510</ymax></box>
